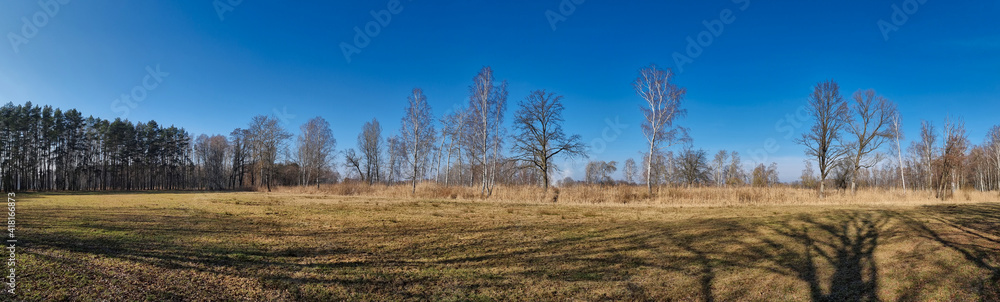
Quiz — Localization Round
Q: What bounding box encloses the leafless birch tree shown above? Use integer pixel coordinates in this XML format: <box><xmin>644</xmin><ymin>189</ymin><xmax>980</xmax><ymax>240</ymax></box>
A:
<box><xmin>468</xmin><ymin>67</ymin><xmax>508</xmax><ymax>197</ymax></box>
<box><xmin>712</xmin><ymin>150</ymin><xmax>729</xmax><ymax>187</ymax></box>
<box><xmin>296</xmin><ymin>117</ymin><xmax>336</xmax><ymax>188</ymax></box>
<box><xmin>623</xmin><ymin>158</ymin><xmax>638</xmax><ymax>184</ymax></box>
<box><xmin>439</xmin><ymin>108</ymin><xmax>467</xmax><ymax>186</ymax></box>
<box><xmin>385</xmin><ymin>135</ymin><xmax>405</xmax><ymax>185</ymax></box>
<box><xmin>988</xmin><ymin>125</ymin><xmax>1000</xmax><ymax>192</ymax></box>
<box><xmin>727</xmin><ymin>151</ymin><xmax>745</xmax><ymax>186</ymax></box>
<box><xmin>400</xmin><ymin>88</ymin><xmax>436</xmax><ymax>193</ymax></box>
<box><xmin>890</xmin><ymin>113</ymin><xmax>906</xmax><ymax>191</ymax></box>
<box><xmin>916</xmin><ymin>121</ymin><xmax>937</xmax><ymax>190</ymax></box>
<box><xmin>634</xmin><ymin>64</ymin><xmax>689</xmax><ymax>194</ymax></box>
<box><xmin>585</xmin><ymin>160</ymin><xmax>617</xmax><ymax>185</ymax></box>
<box><xmin>358</xmin><ymin>118</ymin><xmax>383</xmax><ymax>184</ymax></box>
<box><xmin>247</xmin><ymin>115</ymin><xmax>292</xmax><ymax>192</ymax></box>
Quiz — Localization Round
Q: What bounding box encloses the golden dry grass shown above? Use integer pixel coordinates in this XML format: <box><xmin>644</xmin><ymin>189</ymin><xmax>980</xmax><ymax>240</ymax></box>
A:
<box><xmin>17</xmin><ymin>191</ymin><xmax>1000</xmax><ymax>301</ymax></box>
<box><xmin>277</xmin><ymin>183</ymin><xmax>1000</xmax><ymax>206</ymax></box>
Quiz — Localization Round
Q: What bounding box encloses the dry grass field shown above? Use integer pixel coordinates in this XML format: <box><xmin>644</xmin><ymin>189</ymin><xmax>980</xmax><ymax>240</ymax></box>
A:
<box><xmin>16</xmin><ymin>189</ymin><xmax>1000</xmax><ymax>301</ymax></box>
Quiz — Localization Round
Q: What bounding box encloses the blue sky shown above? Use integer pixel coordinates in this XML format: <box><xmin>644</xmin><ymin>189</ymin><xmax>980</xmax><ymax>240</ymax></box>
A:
<box><xmin>2</xmin><ymin>1</ymin><xmax>998</xmax><ymax>182</ymax></box>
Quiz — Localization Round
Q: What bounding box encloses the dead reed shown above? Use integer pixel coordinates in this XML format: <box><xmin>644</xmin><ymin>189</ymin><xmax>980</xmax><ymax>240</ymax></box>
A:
<box><xmin>271</xmin><ymin>182</ymin><xmax>1000</xmax><ymax>206</ymax></box>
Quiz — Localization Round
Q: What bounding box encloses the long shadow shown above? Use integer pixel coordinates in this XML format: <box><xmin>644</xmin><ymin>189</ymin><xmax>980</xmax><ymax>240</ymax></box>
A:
<box><xmin>749</xmin><ymin>211</ymin><xmax>889</xmax><ymax>302</ymax></box>
<box><xmin>29</xmin><ymin>199</ymin><xmax>999</xmax><ymax>301</ymax></box>
<box><xmin>491</xmin><ymin>218</ymin><xmax>752</xmax><ymax>301</ymax></box>
<box><xmin>24</xmin><ymin>209</ymin><xmax>300</xmax><ymax>270</ymax></box>
<box><xmin>419</xmin><ymin>213</ymin><xmax>889</xmax><ymax>301</ymax></box>
<box><xmin>895</xmin><ymin>204</ymin><xmax>1000</xmax><ymax>301</ymax></box>
<box><xmin>21</xmin><ymin>190</ymin><xmax>246</xmax><ymax>197</ymax></box>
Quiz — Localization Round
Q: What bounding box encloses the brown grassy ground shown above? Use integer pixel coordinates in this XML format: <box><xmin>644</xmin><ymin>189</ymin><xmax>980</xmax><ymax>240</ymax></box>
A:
<box><xmin>16</xmin><ymin>191</ymin><xmax>1000</xmax><ymax>301</ymax></box>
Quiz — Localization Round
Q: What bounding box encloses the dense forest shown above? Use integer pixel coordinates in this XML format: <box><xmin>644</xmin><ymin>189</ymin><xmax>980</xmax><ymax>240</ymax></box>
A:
<box><xmin>0</xmin><ymin>102</ymin><xmax>192</xmax><ymax>191</ymax></box>
<box><xmin>1</xmin><ymin>66</ymin><xmax>999</xmax><ymax>198</ymax></box>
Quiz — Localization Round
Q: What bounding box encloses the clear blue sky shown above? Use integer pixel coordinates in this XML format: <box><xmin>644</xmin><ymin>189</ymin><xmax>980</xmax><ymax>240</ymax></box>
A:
<box><xmin>2</xmin><ymin>1</ymin><xmax>998</xmax><ymax>181</ymax></box>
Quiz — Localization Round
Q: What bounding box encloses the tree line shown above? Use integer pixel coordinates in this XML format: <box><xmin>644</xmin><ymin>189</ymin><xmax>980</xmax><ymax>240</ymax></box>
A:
<box><xmin>0</xmin><ymin>102</ymin><xmax>192</xmax><ymax>191</ymax></box>
<box><xmin>796</xmin><ymin>80</ymin><xmax>1000</xmax><ymax>199</ymax></box>
<box><xmin>2</xmin><ymin>65</ymin><xmax>998</xmax><ymax>200</ymax></box>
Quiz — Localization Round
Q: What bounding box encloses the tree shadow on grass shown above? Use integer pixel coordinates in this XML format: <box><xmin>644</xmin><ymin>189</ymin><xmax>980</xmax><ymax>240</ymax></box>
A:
<box><xmin>25</xmin><ymin>207</ymin><xmax>507</xmax><ymax>300</ymax></box>
<box><xmin>22</xmin><ymin>190</ymin><xmax>243</xmax><ymax>197</ymax></box>
<box><xmin>894</xmin><ymin>203</ymin><xmax>1000</xmax><ymax>301</ymax></box>
<box><xmin>746</xmin><ymin>211</ymin><xmax>889</xmax><ymax>302</ymax></box>
<box><xmin>25</xmin><ymin>208</ymin><xmax>303</xmax><ymax>269</ymax></box>
<box><xmin>403</xmin><ymin>213</ymin><xmax>891</xmax><ymax>301</ymax></box>
<box><xmin>27</xmin><ymin>201</ymin><xmax>999</xmax><ymax>301</ymax></box>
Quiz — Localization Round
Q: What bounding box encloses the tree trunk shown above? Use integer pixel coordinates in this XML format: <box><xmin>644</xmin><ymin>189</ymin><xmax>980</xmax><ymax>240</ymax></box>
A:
<box><xmin>819</xmin><ymin>178</ymin><xmax>826</xmax><ymax>199</ymax></box>
<box><xmin>444</xmin><ymin>145</ymin><xmax>453</xmax><ymax>186</ymax></box>
<box><xmin>896</xmin><ymin>134</ymin><xmax>906</xmax><ymax>193</ymax></box>
<box><xmin>542</xmin><ymin>161</ymin><xmax>549</xmax><ymax>191</ymax></box>
<box><xmin>412</xmin><ymin>144</ymin><xmax>419</xmax><ymax>194</ymax></box>
<box><xmin>646</xmin><ymin>143</ymin><xmax>654</xmax><ymax>195</ymax></box>
<box><xmin>265</xmin><ymin>166</ymin><xmax>271</xmax><ymax>192</ymax></box>
<box><xmin>481</xmin><ymin>138</ymin><xmax>488</xmax><ymax>197</ymax></box>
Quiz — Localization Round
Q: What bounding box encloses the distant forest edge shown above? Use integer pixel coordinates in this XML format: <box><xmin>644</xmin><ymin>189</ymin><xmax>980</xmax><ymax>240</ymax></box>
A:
<box><xmin>1</xmin><ymin>66</ymin><xmax>999</xmax><ymax>200</ymax></box>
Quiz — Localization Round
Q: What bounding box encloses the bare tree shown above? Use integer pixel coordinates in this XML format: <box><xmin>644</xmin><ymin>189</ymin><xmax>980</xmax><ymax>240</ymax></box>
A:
<box><xmin>988</xmin><ymin>125</ymin><xmax>1000</xmax><ymax>192</ymax></box>
<box><xmin>727</xmin><ymin>151</ymin><xmax>745</xmax><ymax>186</ymax></box>
<box><xmin>385</xmin><ymin>135</ymin><xmax>405</xmax><ymax>185</ymax></box>
<box><xmin>968</xmin><ymin>145</ymin><xmax>990</xmax><ymax>192</ymax></box>
<box><xmin>751</xmin><ymin>163</ymin><xmax>779</xmax><ymax>187</ymax></box>
<box><xmin>193</xmin><ymin>134</ymin><xmax>230</xmax><ymax>190</ymax></box>
<box><xmin>801</xmin><ymin>161</ymin><xmax>818</xmax><ymax>189</ymax></box>
<box><xmin>343</xmin><ymin>148</ymin><xmax>363</xmax><ymax>180</ymax></box>
<box><xmin>937</xmin><ymin>117</ymin><xmax>968</xmax><ymax>199</ymax></box>
<box><xmin>247</xmin><ymin>115</ymin><xmax>292</xmax><ymax>192</ymax></box>
<box><xmin>844</xmin><ymin>89</ymin><xmax>897</xmax><ymax>194</ymax></box>
<box><xmin>296</xmin><ymin>117</ymin><xmax>336</xmax><ymax>188</ymax></box>
<box><xmin>676</xmin><ymin>147</ymin><xmax>710</xmax><ymax>187</ymax></box>
<box><xmin>642</xmin><ymin>151</ymin><xmax>670</xmax><ymax>187</ymax></box>
<box><xmin>400</xmin><ymin>88</ymin><xmax>436</xmax><ymax>193</ymax></box>
<box><xmin>510</xmin><ymin>90</ymin><xmax>587</xmax><ymax>190</ymax></box>
<box><xmin>795</xmin><ymin>80</ymin><xmax>849</xmax><ymax>198</ymax></box>
<box><xmin>890</xmin><ymin>113</ymin><xmax>906</xmax><ymax>192</ymax></box>
<box><xmin>439</xmin><ymin>108</ymin><xmax>467</xmax><ymax>186</ymax></box>
<box><xmin>358</xmin><ymin>118</ymin><xmax>383</xmax><ymax>185</ymax></box>
<box><xmin>468</xmin><ymin>66</ymin><xmax>508</xmax><ymax>196</ymax></box>
<box><xmin>711</xmin><ymin>150</ymin><xmax>729</xmax><ymax>187</ymax></box>
<box><xmin>585</xmin><ymin>160</ymin><xmax>617</xmax><ymax>185</ymax></box>
<box><xmin>623</xmin><ymin>158</ymin><xmax>638</xmax><ymax>184</ymax></box>
<box><xmin>635</xmin><ymin>64</ymin><xmax>689</xmax><ymax>194</ymax></box>
<box><xmin>916</xmin><ymin>121</ymin><xmax>937</xmax><ymax>190</ymax></box>
<box><xmin>229</xmin><ymin>128</ymin><xmax>252</xmax><ymax>189</ymax></box>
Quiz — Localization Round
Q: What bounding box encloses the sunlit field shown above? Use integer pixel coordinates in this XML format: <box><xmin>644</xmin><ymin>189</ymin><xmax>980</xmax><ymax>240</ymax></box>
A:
<box><xmin>19</xmin><ymin>191</ymin><xmax>1000</xmax><ymax>301</ymax></box>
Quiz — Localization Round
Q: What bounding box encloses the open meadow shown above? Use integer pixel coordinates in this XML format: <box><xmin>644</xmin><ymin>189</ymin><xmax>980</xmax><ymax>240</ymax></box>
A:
<box><xmin>17</xmin><ymin>189</ymin><xmax>1000</xmax><ymax>301</ymax></box>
